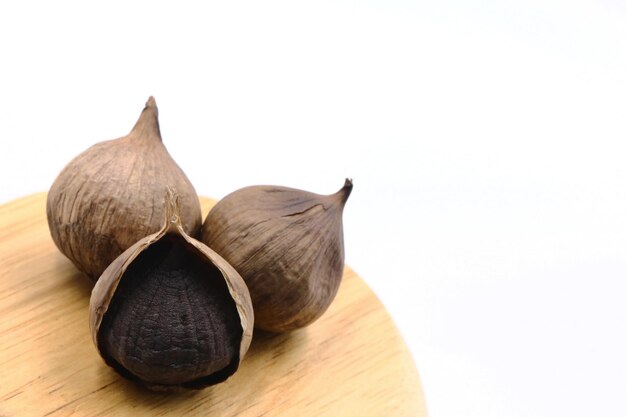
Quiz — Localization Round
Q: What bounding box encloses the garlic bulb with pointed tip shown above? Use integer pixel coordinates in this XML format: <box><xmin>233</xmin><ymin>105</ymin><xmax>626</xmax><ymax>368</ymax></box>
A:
<box><xmin>201</xmin><ymin>179</ymin><xmax>353</xmax><ymax>333</ymax></box>
<box><xmin>47</xmin><ymin>97</ymin><xmax>201</xmax><ymax>280</ymax></box>
<box><xmin>90</xmin><ymin>191</ymin><xmax>253</xmax><ymax>390</ymax></box>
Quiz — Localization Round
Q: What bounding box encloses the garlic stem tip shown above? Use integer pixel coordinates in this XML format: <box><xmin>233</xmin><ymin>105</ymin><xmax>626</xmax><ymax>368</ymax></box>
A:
<box><xmin>131</xmin><ymin>96</ymin><xmax>161</xmax><ymax>139</ymax></box>
<box><xmin>338</xmin><ymin>178</ymin><xmax>353</xmax><ymax>203</ymax></box>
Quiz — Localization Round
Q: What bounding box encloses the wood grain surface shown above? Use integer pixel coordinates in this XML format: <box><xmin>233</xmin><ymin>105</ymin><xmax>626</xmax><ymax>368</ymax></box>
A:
<box><xmin>0</xmin><ymin>193</ymin><xmax>427</xmax><ymax>417</ymax></box>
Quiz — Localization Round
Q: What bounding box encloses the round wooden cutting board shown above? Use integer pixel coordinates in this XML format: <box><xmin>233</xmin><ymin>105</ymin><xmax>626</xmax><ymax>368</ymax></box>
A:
<box><xmin>0</xmin><ymin>193</ymin><xmax>427</xmax><ymax>417</ymax></box>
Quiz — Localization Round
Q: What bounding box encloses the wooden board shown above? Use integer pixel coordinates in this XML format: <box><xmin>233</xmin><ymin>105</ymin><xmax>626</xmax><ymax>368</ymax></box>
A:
<box><xmin>0</xmin><ymin>193</ymin><xmax>426</xmax><ymax>417</ymax></box>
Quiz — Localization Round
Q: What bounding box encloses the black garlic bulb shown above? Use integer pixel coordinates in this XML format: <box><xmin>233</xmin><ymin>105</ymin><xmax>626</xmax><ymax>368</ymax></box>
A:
<box><xmin>47</xmin><ymin>97</ymin><xmax>201</xmax><ymax>280</ymax></box>
<box><xmin>90</xmin><ymin>191</ymin><xmax>253</xmax><ymax>390</ymax></box>
<box><xmin>201</xmin><ymin>179</ymin><xmax>352</xmax><ymax>333</ymax></box>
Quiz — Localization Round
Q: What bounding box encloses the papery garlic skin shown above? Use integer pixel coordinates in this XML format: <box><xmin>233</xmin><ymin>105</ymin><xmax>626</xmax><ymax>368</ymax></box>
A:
<box><xmin>47</xmin><ymin>97</ymin><xmax>201</xmax><ymax>280</ymax></box>
<box><xmin>201</xmin><ymin>179</ymin><xmax>352</xmax><ymax>333</ymax></box>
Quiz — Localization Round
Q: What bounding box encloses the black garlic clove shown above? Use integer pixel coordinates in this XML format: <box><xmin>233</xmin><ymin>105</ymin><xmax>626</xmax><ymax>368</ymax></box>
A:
<box><xmin>90</xmin><ymin>191</ymin><xmax>253</xmax><ymax>390</ymax></box>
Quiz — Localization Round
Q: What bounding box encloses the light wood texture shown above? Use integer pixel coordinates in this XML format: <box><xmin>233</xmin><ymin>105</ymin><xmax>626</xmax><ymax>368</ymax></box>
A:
<box><xmin>0</xmin><ymin>193</ymin><xmax>426</xmax><ymax>417</ymax></box>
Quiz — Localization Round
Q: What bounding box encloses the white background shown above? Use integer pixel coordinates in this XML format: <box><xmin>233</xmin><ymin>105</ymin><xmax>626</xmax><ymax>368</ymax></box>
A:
<box><xmin>2</xmin><ymin>1</ymin><xmax>626</xmax><ymax>416</ymax></box>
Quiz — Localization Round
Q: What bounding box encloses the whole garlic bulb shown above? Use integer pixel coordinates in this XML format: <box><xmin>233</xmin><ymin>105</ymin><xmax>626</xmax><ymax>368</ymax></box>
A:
<box><xmin>47</xmin><ymin>97</ymin><xmax>201</xmax><ymax>280</ymax></box>
<box><xmin>201</xmin><ymin>179</ymin><xmax>353</xmax><ymax>332</ymax></box>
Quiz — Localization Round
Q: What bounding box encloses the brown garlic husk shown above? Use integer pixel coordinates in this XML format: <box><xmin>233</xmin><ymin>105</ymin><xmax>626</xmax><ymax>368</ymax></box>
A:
<box><xmin>201</xmin><ymin>179</ymin><xmax>353</xmax><ymax>333</ymax></box>
<box><xmin>47</xmin><ymin>97</ymin><xmax>202</xmax><ymax>280</ymax></box>
<box><xmin>89</xmin><ymin>191</ymin><xmax>253</xmax><ymax>390</ymax></box>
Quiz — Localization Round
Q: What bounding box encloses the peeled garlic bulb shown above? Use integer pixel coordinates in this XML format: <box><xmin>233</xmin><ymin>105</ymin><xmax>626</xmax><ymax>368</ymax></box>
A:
<box><xmin>90</xmin><ymin>191</ymin><xmax>253</xmax><ymax>390</ymax></box>
<box><xmin>47</xmin><ymin>97</ymin><xmax>201</xmax><ymax>280</ymax></box>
